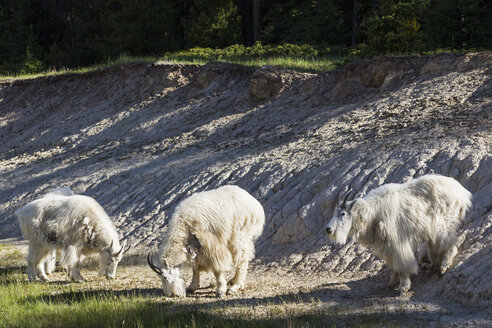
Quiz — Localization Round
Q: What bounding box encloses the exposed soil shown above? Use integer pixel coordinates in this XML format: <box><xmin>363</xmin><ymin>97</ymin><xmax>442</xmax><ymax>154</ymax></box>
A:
<box><xmin>0</xmin><ymin>52</ymin><xmax>490</xmax><ymax>325</ymax></box>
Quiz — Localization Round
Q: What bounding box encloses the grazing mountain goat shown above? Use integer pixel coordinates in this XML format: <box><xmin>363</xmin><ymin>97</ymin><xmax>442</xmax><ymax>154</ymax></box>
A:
<box><xmin>148</xmin><ymin>185</ymin><xmax>265</xmax><ymax>297</ymax></box>
<box><xmin>16</xmin><ymin>188</ymin><xmax>130</xmax><ymax>282</ymax></box>
<box><xmin>38</xmin><ymin>187</ymin><xmax>75</xmax><ymax>275</ymax></box>
<box><xmin>325</xmin><ymin>174</ymin><xmax>472</xmax><ymax>295</ymax></box>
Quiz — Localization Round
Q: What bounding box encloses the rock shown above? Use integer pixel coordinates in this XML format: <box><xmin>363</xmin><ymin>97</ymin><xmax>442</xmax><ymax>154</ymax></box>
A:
<box><xmin>250</xmin><ymin>66</ymin><xmax>284</xmax><ymax>99</ymax></box>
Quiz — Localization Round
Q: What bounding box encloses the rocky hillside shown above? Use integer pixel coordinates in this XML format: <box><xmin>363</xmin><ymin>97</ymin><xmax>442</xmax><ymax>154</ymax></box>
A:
<box><xmin>0</xmin><ymin>53</ymin><xmax>490</xmax><ymax>307</ymax></box>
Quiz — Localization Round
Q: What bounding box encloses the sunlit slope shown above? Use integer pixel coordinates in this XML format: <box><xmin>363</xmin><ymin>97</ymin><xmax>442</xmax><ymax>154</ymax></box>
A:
<box><xmin>0</xmin><ymin>53</ymin><xmax>490</xmax><ymax>306</ymax></box>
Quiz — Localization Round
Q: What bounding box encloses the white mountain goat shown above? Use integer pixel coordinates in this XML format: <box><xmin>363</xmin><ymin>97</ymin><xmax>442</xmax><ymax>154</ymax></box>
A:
<box><xmin>39</xmin><ymin>187</ymin><xmax>75</xmax><ymax>275</ymax></box>
<box><xmin>16</xmin><ymin>188</ymin><xmax>130</xmax><ymax>282</ymax></box>
<box><xmin>325</xmin><ymin>174</ymin><xmax>472</xmax><ymax>295</ymax></box>
<box><xmin>148</xmin><ymin>185</ymin><xmax>265</xmax><ymax>297</ymax></box>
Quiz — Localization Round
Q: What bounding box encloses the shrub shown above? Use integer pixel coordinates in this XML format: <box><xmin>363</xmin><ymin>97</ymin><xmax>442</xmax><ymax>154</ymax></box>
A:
<box><xmin>164</xmin><ymin>42</ymin><xmax>334</xmax><ymax>61</ymax></box>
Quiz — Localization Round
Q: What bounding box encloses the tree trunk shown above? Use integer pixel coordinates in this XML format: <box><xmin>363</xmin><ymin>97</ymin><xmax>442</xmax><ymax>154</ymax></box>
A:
<box><xmin>352</xmin><ymin>0</ymin><xmax>358</xmax><ymax>46</ymax></box>
<box><xmin>236</xmin><ymin>0</ymin><xmax>253</xmax><ymax>46</ymax></box>
<box><xmin>253</xmin><ymin>0</ymin><xmax>260</xmax><ymax>42</ymax></box>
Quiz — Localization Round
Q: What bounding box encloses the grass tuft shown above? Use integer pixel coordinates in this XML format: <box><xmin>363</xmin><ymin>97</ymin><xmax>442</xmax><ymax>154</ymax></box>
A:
<box><xmin>0</xmin><ymin>44</ymin><xmax>350</xmax><ymax>81</ymax></box>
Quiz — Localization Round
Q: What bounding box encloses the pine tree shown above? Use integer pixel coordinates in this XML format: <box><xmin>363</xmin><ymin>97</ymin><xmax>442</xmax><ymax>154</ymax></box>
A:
<box><xmin>361</xmin><ymin>0</ymin><xmax>430</xmax><ymax>54</ymax></box>
<box><xmin>182</xmin><ymin>0</ymin><xmax>242</xmax><ymax>48</ymax></box>
<box><xmin>262</xmin><ymin>0</ymin><xmax>347</xmax><ymax>46</ymax></box>
<box><xmin>422</xmin><ymin>0</ymin><xmax>492</xmax><ymax>50</ymax></box>
<box><xmin>0</xmin><ymin>1</ymin><xmax>30</xmax><ymax>73</ymax></box>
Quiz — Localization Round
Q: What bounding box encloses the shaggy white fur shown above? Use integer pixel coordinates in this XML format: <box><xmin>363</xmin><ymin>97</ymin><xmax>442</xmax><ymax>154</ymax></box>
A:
<box><xmin>16</xmin><ymin>187</ymin><xmax>129</xmax><ymax>282</ymax></box>
<box><xmin>38</xmin><ymin>187</ymin><xmax>75</xmax><ymax>274</ymax></box>
<box><xmin>325</xmin><ymin>174</ymin><xmax>472</xmax><ymax>295</ymax></box>
<box><xmin>149</xmin><ymin>185</ymin><xmax>265</xmax><ymax>297</ymax></box>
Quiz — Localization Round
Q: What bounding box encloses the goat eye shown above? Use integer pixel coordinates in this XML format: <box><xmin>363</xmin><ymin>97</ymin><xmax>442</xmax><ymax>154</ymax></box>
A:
<box><xmin>110</xmin><ymin>258</ymin><xmax>115</xmax><ymax>262</ymax></box>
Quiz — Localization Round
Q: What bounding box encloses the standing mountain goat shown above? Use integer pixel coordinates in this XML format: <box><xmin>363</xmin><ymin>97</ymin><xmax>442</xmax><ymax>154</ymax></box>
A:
<box><xmin>325</xmin><ymin>174</ymin><xmax>472</xmax><ymax>295</ymax></box>
<box><xmin>148</xmin><ymin>185</ymin><xmax>265</xmax><ymax>297</ymax></box>
<box><xmin>16</xmin><ymin>188</ymin><xmax>130</xmax><ymax>282</ymax></box>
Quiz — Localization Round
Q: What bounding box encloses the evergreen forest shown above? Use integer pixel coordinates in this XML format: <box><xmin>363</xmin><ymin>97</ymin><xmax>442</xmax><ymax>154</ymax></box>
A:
<box><xmin>0</xmin><ymin>0</ymin><xmax>490</xmax><ymax>75</ymax></box>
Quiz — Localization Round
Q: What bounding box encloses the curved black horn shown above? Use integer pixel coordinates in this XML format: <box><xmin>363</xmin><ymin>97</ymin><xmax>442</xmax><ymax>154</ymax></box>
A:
<box><xmin>147</xmin><ymin>253</ymin><xmax>163</xmax><ymax>275</ymax></box>
<box><xmin>341</xmin><ymin>189</ymin><xmax>354</xmax><ymax>209</ymax></box>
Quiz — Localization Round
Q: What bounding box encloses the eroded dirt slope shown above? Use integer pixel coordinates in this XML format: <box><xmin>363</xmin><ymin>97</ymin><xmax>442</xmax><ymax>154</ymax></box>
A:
<box><xmin>0</xmin><ymin>53</ymin><xmax>490</xmax><ymax>310</ymax></box>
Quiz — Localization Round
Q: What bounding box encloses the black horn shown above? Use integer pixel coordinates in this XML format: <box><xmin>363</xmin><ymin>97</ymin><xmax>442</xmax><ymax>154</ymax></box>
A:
<box><xmin>341</xmin><ymin>189</ymin><xmax>355</xmax><ymax>209</ymax></box>
<box><xmin>147</xmin><ymin>253</ymin><xmax>163</xmax><ymax>275</ymax></box>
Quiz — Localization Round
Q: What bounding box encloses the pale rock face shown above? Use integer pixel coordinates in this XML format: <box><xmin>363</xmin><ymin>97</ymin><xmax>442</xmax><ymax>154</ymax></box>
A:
<box><xmin>1</xmin><ymin>53</ymin><xmax>490</xmax><ymax>306</ymax></box>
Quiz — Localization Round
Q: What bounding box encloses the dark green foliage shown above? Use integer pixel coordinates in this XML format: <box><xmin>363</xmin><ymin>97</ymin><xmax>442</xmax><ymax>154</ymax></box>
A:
<box><xmin>261</xmin><ymin>0</ymin><xmax>348</xmax><ymax>46</ymax></box>
<box><xmin>421</xmin><ymin>0</ymin><xmax>492</xmax><ymax>50</ymax></box>
<box><xmin>21</xmin><ymin>27</ymin><xmax>44</xmax><ymax>74</ymax></box>
<box><xmin>183</xmin><ymin>0</ymin><xmax>242</xmax><ymax>48</ymax></box>
<box><xmin>0</xmin><ymin>0</ymin><xmax>31</xmax><ymax>73</ymax></box>
<box><xmin>167</xmin><ymin>42</ymin><xmax>330</xmax><ymax>60</ymax></box>
<box><xmin>360</xmin><ymin>0</ymin><xmax>430</xmax><ymax>54</ymax></box>
<box><xmin>107</xmin><ymin>0</ymin><xmax>183</xmax><ymax>56</ymax></box>
<box><xmin>0</xmin><ymin>0</ymin><xmax>490</xmax><ymax>75</ymax></box>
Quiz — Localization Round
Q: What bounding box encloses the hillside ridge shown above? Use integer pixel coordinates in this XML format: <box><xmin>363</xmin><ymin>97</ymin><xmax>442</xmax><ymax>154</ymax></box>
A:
<box><xmin>0</xmin><ymin>52</ymin><xmax>490</xmax><ymax>308</ymax></box>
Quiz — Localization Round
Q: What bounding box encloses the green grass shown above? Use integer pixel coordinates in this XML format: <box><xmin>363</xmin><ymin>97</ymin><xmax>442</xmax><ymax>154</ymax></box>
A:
<box><xmin>0</xmin><ymin>54</ymin><xmax>343</xmax><ymax>81</ymax></box>
<box><xmin>0</xmin><ymin>268</ymin><xmax>441</xmax><ymax>328</ymax></box>
<box><xmin>0</xmin><ymin>55</ymin><xmax>158</xmax><ymax>81</ymax></box>
<box><xmin>0</xmin><ymin>270</ymin><xmax>271</xmax><ymax>328</ymax></box>
<box><xmin>160</xmin><ymin>55</ymin><xmax>343</xmax><ymax>73</ymax></box>
<box><xmin>0</xmin><ymin>42</ymin><xmax>485</xmax><ymax>81</ymax></box>
<box><xmin>0</xmin><ymin>44</ymin><xmax>349</xmax><ymax>81</ymax></box>
<box><xmin>0</xmin><ymin>245</ymin><xmax>441</xmax><ymax>327</ymax></box>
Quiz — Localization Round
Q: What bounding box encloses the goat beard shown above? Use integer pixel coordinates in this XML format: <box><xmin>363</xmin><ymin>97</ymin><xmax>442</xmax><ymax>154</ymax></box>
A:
<box><xmin>330</xmin><ymin>221</ymin><xmax>352</xmax><ymax>245</ymax></box>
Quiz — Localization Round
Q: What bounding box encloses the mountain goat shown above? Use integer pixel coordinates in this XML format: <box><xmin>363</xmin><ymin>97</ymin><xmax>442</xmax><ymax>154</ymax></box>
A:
<box><xmin>325</xmin><ymin>174</ymin><xmax>472</xmax><ymax>295</ymax></box>
<box><xmin>38</xmin><ymin>187</ymin><xmax>74</xmax><ymax>275</ymax></box>
<box><xmin>16</xmin><ymin>187</ymin><xmax>130</xmax><ymax>282</ymax></box>
<box><xmin>148</xmin><ymin>185</ymin><xmax>265</xmax><ymax>297</ymax></box>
